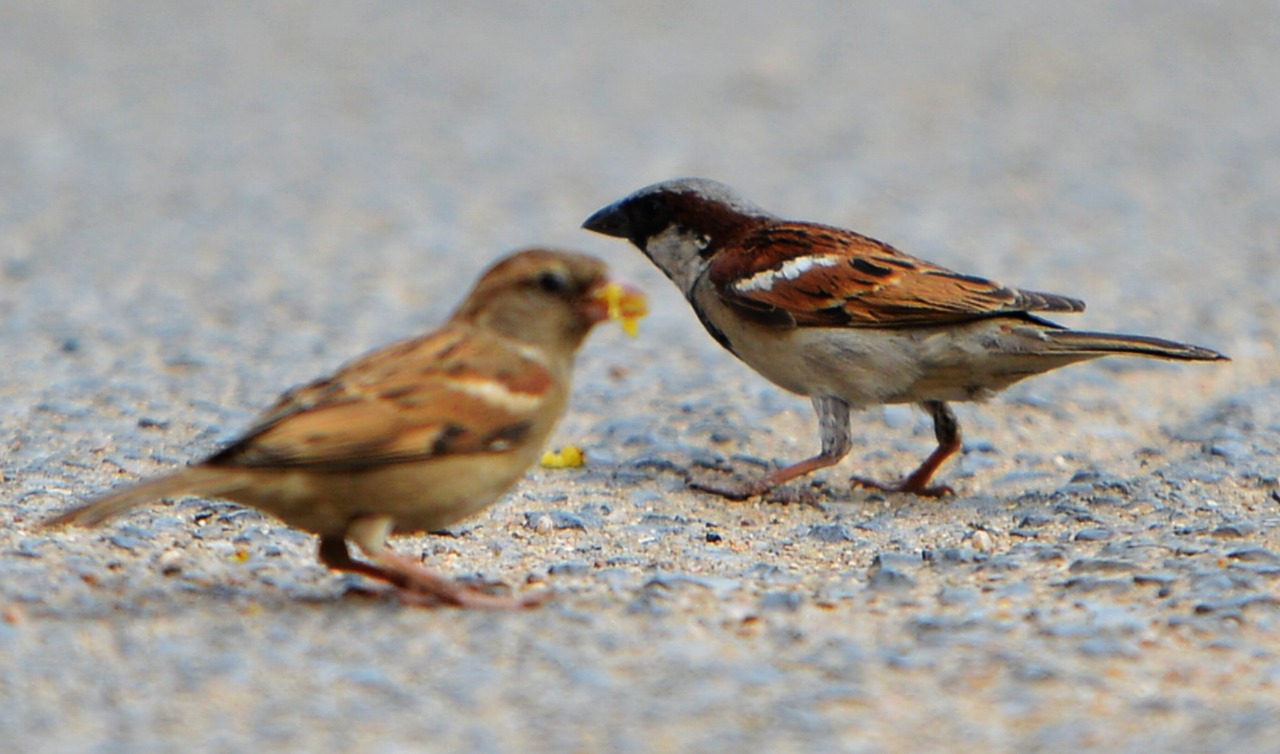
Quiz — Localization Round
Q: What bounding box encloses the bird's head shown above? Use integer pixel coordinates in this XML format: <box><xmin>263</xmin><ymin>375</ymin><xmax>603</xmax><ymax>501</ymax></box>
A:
<box><xmin>457</xmin><ymin>249</ymin><xmax>646</xmax><ymax>351</ymax></box>
<box><xmin>582</xmin><ymin>178</ymin><xmax>772</xmax><ymax>295</ymax></box>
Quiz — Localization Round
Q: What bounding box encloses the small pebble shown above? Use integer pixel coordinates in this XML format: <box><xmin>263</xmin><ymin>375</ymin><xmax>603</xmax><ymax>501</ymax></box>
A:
<box><xmin>1069</xmin><ymin>558</ymin><xmax>1138</xmax><ymax>574</ymax></box>
<box><xmin>645</xmin><ymin>572</ymin><xmax>740</xmax><ymax>598</ymax></box>
<box><xmin>908</xmin><ymin>614</ymin><xmax>979</xmax><ymax>635</ymax></box>
<box><xmin>867</xmin><ymin>566</ymin><xmax>915</xmax><ymax>592</ymax></box>
<box><xmin>1211</xmin><ymin>521</ymin><xmax>1257</xmax><ymax>538</ymax></box>
<box><xmin>970</xmin><ymin>529</ymin><xmax>995</xmax><ymax>553</ymax></box>
<box><xmin>13</xmin><ymin>540</ymin><xmax>46</xmax><ymax>559</ymax></box>
<box><xmin>1053</xmin><ymin>503</ymin><xmax>1099</xmax><ymax>523</ymax></box>
<box><xmin>926</xmin><ymin>547</ymin><xmax>978</xmax><ymax>565</ymax></box>
<box><xmin>808</xmin><ymin>524</ymin><xmax>855</xmax><ymax>544</ymax></box>
<box><xmin>1194</xmin><ymin>595</ymin><xmax>1280</xmax><ymax>615</ymax></box>
<box><xmin>1061</xmin><ymin>576</ymin><xmax>1133</xmax><ymax>594</ymax></box>
<box><xmin>1227</xmin><ymin>547</ymin><xmax>1280</xmax><ymax>564</ymax></box>
<box><xmin>524</xmin><ymin>510</ymin><xmax>587</xmax><ymax>533</ymax></box>
<box><xmin>1016</xmin><ymin>512</ymin><xmax>1053</xmax><ymax>528</ymax></box>
<box><xmin>937</xmin><ymin>586</ymin><xmax>978</xmax><ymax>606</ymax></box>
<box><xmin>872</xmin><ymin>552</ymin><xmax>922</xmax><ymax>570</ymax></box>
<box><xmin>109</xmin><ymin>534</ymin><xmax>145</xmax><ymax>553</ymax></box>
<box><xmin>759</xmin><ymin>591</ymin><xmax>803</xmax><ymax>612</ymax></box>
<box><xmin>156</xmin><ymin>550</ymin><xmax>184</xmax><ymax>575</ymax></box>
<box><xmin>1208</xmin><ymin>441</ymin><xmax>1248</xmax><ymax>463</ymax></box>
<box><xmin>547</xmin><ymin>561</ymin><xmax>591</xmax><ymax>576</ymax></box>
<box><xmin>963</xmin><ymin>439</ymin><xmax>996</xmax><ymax>453</ymax></box>
<box><xmin>1133</xmin><ymin>572</ymin><xmax>1178</xmax><ymax>587</ymax></box>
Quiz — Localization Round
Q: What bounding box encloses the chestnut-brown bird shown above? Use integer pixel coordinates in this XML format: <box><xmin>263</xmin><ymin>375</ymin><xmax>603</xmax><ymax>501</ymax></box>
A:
<box><xmin>47</xmin><ymin>249</ymin><xmax>647</xmax><ymax>608</ymax></box>
<box><xmin>584</xmin><ymin>178</ymin><xmax>1226</xmax><ymax>500</ymax></box>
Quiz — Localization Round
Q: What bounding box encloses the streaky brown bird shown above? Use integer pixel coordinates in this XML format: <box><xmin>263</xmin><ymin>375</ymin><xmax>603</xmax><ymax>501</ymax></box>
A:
<box><xmin>48</xmin><ymin>248</ymin><xmax>647</xmax><ymax>608</ymax></box>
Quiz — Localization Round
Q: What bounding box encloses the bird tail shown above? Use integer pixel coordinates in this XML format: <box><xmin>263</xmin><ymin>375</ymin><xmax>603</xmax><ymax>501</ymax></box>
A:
<box><xmin>45</xmin><ymin>468</ymin><xmax>240</xmax><ymax>528</ymax></box>
<box><xmin>1041</xmin><ymin>330</ymin><xmax>1228</xmax><ymax>362</ymax></box>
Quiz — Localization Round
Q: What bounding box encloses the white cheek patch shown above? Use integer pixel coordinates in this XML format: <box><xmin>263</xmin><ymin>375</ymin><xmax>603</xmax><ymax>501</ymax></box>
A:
<box><xmin>734</xmin><ymin>255</ymin><xmax>842</xmax><ymax>293</ymax></box>
<box><xmin>645</xmin><ymin>226</ymin><xmax>714</xmax><ymax>296</ymax></box>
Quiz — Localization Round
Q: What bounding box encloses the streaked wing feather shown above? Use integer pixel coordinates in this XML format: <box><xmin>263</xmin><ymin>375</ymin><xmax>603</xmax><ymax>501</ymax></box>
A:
<box><xmin>208</xmin><ymin>327</ymin><xmax>549</xmax><ymax>470</ymax></box>
<box><xmin>709</xmin><ymin>222</ymin><xmax>1085</xmax><ymax>328</ymax></box>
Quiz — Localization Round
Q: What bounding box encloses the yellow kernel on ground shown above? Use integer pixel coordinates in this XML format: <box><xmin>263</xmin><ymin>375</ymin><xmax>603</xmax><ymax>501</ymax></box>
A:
<box><xmin>541</xmin><ymin>445</ymin><xmax>585</xmax><ymax>468</ymax></box>
<box><xmin>232</xmin><ymin>549</ymin><xmax>251</xmax><ymax>563</ymax></box>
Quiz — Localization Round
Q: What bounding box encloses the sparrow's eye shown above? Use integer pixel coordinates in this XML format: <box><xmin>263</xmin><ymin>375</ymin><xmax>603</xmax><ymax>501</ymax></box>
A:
<box><xmin>637</xmin><ymin>195</ymin><xmax>664</xmax><ymax>213</ymax></box>
<box><xmin>535</xmin><ymin>269</ymin><xmax>571</xmax><ymax>295</ymax></box>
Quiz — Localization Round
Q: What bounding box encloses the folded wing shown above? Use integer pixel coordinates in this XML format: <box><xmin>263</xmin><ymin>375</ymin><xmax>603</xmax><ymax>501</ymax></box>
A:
<box><xmin>709</xmin><ymin>222</ymin><xmax>1084</xmax><ymax>328</ymax></box>
<box><xmin>207</xmin><ymin>328</ymin><xmax>548</xmax><ymax>470</ymax></box>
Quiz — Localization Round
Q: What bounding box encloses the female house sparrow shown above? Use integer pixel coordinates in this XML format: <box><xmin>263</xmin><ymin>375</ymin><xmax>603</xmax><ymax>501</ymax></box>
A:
<box><xmin>583</xmin><ymin>178</ymin><xmax>1227</xmax><ymax>500</ymax></box>
<box><xmin>47</xmin><ymin>249</ymin><xmax>647</xmax><ymax>608</ymax></box>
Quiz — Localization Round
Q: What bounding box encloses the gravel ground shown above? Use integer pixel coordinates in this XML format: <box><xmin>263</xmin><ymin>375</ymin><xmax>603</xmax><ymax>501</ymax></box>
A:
<box><xmin>2</xmin><ymin>2</ymin><xmax>1278</xmax><ymax>752</ymax></box>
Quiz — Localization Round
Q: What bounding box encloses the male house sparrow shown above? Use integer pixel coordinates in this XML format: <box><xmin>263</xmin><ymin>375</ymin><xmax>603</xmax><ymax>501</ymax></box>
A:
<box><xmin>47</xmin><ymin>249</ymin><xmax>647</xmax><ymax>608</ymax></box>
<box><xmin>583</xmin><ymin>178</ymin><xmax>1226</xmax><ymax>500</ymax></box>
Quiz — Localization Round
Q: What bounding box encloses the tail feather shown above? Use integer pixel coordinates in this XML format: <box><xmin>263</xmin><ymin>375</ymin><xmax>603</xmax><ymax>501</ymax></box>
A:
<box><xmin>45</xmin><ymin>468</ymin><xmax>239</xmax><ymax>528</ymax></box>
<box><xmin>1043</xmin><ymin>330</ymin><xmax>1229</xmax><ymax>362</ymax></box>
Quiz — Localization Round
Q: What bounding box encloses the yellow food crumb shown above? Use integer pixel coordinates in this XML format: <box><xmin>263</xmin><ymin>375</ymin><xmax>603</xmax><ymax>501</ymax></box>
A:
<box><xmin>599</xmin><ymin>282</ymin><xmax>648</xmax><ymax>337</ymax></box>
<box><xmin>232</xmin><ymin>549</ymin><xmax>251</xmax><ymax>563</ymax></box>
<box><xmin>541</xmin><ymin>445</ymin><xmax>586</xmax><ymax>468</ymax></box>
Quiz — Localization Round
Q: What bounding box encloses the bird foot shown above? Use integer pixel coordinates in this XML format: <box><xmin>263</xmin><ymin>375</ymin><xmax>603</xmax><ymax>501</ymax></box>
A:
<box><xmin>364</xmin><ymin>550</ymin><xmax>551</xmax><ymax>609</ymax></box>
<box><xmin>396</xmin><ymin>584</ymin><xmax>551</xmax><ymax>610</ymax></box>
<box><xmin>689</xmin><ymin>473</ymin><xmax>833</xmax><ymax>505</ymax></box>
<box><xmin>760</xmin><ymin>480</ymin><xmax>835</xmax><ymax>506</ymax></box>
<box><xmin>688</xmin><ymin>473</ymin><xmax>768</xmax><ymax>501</ymax></box>
<box><xmin>849</xmin><ymin>475</ymin><xmax>954</xmax><ymax>498</ymax></box>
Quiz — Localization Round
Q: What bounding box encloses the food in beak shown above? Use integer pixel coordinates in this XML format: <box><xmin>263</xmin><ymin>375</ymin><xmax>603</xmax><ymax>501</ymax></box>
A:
<box><xmin>592</xmin><ymin>281</ymin><xmax>648</xmax><ymax>337</ymax></box>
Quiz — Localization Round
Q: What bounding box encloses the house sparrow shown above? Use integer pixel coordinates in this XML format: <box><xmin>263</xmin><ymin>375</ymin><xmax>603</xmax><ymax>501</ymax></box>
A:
<box><xmin>583</xmin><ymin>178</ymin><xmax>1227</xmax><ymax>500</ymax></box>
<box><xmin>47</xmin><ymin>249</ymin><xmax>647</xmax><ymax>608</ymax></box>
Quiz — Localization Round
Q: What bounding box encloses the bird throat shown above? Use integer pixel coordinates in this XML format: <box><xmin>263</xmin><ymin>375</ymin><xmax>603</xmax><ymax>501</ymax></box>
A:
<box><xmin>643</xmin><ymin>226</ymin><xmax>710</xmax><ymax>298</ymax></box>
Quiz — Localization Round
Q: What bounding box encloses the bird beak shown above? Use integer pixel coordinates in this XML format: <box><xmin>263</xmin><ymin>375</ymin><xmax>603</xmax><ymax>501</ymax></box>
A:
<box><xmin>582</xmin><ymin>203</ymin><xmax>630</xmax><ymax>239</ymax></box>
<box><xmin>586</xmin><ymin>279</ymin><xmax>647</xmax><ymax>337</ymax></box>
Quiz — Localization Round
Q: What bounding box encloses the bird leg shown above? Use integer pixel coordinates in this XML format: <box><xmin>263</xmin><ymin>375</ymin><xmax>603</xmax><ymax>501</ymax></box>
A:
<box><xmin>319</xmin><ymin>516</ymin><xmax>546</xmax><ymax>609</ymax></box>
<box><xmin>691</xmin><ymin>396</ymin><xmax>852</xmax><ymax>501</ymax></box>
<box><xmin>850</xmin><ymin>400</ymin><xmax>959</xmax><ymax>497</ymax></box>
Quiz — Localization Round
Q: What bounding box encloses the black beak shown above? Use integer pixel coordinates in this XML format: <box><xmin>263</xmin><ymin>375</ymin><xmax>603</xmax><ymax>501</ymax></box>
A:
<box><xmin>581</xmin><ymin>203</ymin><xmax>630</xmax><ymax>239</ymax></box>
